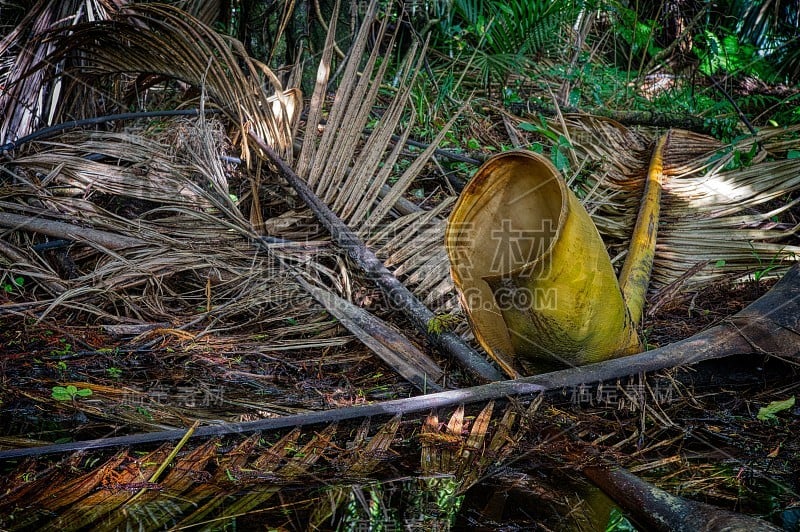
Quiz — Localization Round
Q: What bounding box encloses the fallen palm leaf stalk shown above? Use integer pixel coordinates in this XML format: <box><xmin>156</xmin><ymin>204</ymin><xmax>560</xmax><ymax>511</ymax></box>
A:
<box><xmin>2</xmin><ymin>263</ymin><xmax>797</xmax><ymax>461</ymax></box>
<box><xmin>249</xmin><ymin>130</ymin><xmax>504</xmax><ymax>382</ymax></box>
<box><xmin>0</xmin><ymin>212</ymin><xmax>144</xmax><ymax>250</ymax></box>
<box><xmin>296</xmin><ymin>276</ymin><xmax>445</xmax><ymax>392</ymax></box>
<box><xmin>0</xmin><ymin>109</ymin><xmax>220</xmax><ymax>153</ymax></box>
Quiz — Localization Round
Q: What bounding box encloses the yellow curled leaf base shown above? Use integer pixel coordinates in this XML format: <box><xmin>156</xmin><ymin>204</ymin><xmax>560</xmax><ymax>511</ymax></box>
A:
<box><xmin>446</xmin><ymin>150</ymin><xmax>647</xmax><ymax>376</ymax></box>
<box><xmin>619</xmin><ymin>133</ymin><xmax>668</xmax><ymax>326</ymax></box>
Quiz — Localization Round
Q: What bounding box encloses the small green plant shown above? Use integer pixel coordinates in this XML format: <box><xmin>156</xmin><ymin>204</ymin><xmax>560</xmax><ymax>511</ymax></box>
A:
<box><xmin>427</xmin><ymin>313</ymin><xmax>460</xmax><ymax>334</ymax></box>
<box><xmin>613</xmin><ymin>4</ymin><xmax>662</xmax><ymax>63</ymax></box>
<box><xmin>706</xmin><ymin>136</ymin><xmax>760</xmax><ymax>170</ymax></box>
<box><xmin>605</xmin><ymin>506</ymin><xmax>637</xmax><ymax>531</ymax></box>
<box><xmin>519</xmin><ymin>116</ymin><xmax>572</xmax><ymax>172</ymax></box>
<box><xmin>51</xmin><ymin>385</ymin><xmax>93</xmax><ymax>401</ymax></box>
<box><xmin>757</xmin><ymin>396</ymin><xmax>795</xmax><ymax>424</ymax></box>
<box><xmin>106</xmin><ymin>367</ymin><xmax>123</xmax><ymax>379</ymax></box>
<box><xmin>50</xmin><ymin>338</ymin><xmax>72</xmax><ymax>356</ymax></box>
<box><xmin>694</xmin><ymin>29</ymin><xmax>774</xmax><ymax>80</ymax></box>
<box><xmin>466</xmin><ymin>138</ymin><xmax>482</xmax><ymax>151</ymax></box>
<box><xmin>136</xmin><ymin>406</ymin><xmax>153</xmax><ymax>420</ymax></box>
<box><xmin>2</xmin><ymin>275</ymin><xmax>24</xmax><ymax>294</ymax></box>
<box><xmin>749</xmin><ymin>245</ymin><xmax>792</xmax><ymax>282</ymax></box>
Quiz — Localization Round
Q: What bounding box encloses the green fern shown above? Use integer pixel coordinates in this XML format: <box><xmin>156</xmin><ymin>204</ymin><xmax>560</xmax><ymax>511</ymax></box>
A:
<box><xmin>434</xmin><ymin>0</ymin><xmax>578</xmax><ymax>88</ymax></box>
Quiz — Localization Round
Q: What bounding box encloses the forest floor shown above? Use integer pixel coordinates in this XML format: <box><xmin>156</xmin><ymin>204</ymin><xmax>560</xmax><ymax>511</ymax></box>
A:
<box><xmin>1</xmin><ymin>211</ymin><xmax>798</xmax><ymax>529</ymax></box>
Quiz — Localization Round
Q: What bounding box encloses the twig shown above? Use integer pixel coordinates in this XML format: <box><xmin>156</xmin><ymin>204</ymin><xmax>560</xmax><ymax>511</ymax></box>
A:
<box><xmin>248</xmin><ymin>130</ymin><xmax>504</xmax><ymax>382</ymax></box>
<box><xmin>706</xmin><ymin>74</ymin><xmax>759</xmax><ymax>137</ymax></box>
<box><xmin>127</xmin><ymin>420</ymin><xmax>199</xmax><ymax>505</ymax></box>
<box><xmin>313</xmin><ymin>0</ymin><xmax>346</xmax><ymax>59</ymax></box>
<box><xmin>307</xmin><ymin>114</ymin><xmax>484</xmax><ymax>165</ymax></box>
<box><xmin>642</xmin><ymin>7</ymin><xmax>708</xmax><ymax>74</ymax></box>
<box><xmin>2</xmin><ymin>263</ymin><xmax>797</xmax><ymax>460</ymax></box>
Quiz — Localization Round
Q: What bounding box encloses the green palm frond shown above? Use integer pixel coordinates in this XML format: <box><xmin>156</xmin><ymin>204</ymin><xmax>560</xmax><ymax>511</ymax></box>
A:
<box><xmin>438</xmin><ymin>0</ymin><xmax>577</xmax><ymax>86</ymax></box>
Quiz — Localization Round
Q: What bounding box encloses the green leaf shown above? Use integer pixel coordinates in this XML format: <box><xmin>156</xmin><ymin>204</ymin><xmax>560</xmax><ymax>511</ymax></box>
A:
<box><xmin>552</xmin><ymin>148</ymin><xmax>570</xmax><ymax>172</ymax></box>
<box><xmin>518</xmin><ymin>122</ymin><xmax>538</xmax><ymax>132</ymax></box>
<box><xmin>427</xmin><ymin>314</ymin><xmax>458</xmax><ymax>335</ymax></box>
<box><xmin>757</xmin><ymin>396</ymin><xmax>795</xmax><ymax>422</ymax></box>
<box><xmin>136</xmin><ymin>406</ymin><xmax>153</xmax><ymax>420</ymax></box>
<box><xmin>606</xmin><ymin>506</ymin><xmax>637</xmax><ymax>532</ymax></box>
<box><xmin>51</xmin><ymin>386</ymin><xmax>72</xmax><ymax>400</ymax></box>
<box><xmin>787</xmin><ymin>150</ymin><xmax>800</xmax><ymax>159</ymax></box>
<box><xmin>51</xmin><ymin>385</ymin><xmax>92</xmax><ymax>400</ymax></box>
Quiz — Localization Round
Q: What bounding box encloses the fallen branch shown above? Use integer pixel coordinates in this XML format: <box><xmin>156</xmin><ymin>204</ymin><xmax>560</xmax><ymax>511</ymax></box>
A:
<box><xmin>247</xmin><ymin>130</ymin><xmax>505</xmax><ymax>382</ymax></box>
<box><xmin>1</xmin><ymin>264</ymin><xmax>797</xmax><ymax>461</ymax></box>
<box><xmin>508</xmin><ymin>101</ymin><xmax>716</xmax><ymax>134</ymax></box>
<box><xmin>584</xmin><ymin>465</ymin><xmax>782</xmax><ymax>531</ymax></box>
<box><xmin>0</xmin><ymin>212</ymin><xmax>144</xmax><ymax>250</ymax></box>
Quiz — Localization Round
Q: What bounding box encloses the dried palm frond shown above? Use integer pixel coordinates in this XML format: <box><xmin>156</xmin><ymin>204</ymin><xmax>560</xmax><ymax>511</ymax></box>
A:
<box><xmin>557</xmin><ymin>117</ymin><xmax>800</xmax><ymax>290</ymax></box>
<box><xmin>0</xmin><ymin>3</ymin><xmax>322</xmax><ymax>341</ymax></box>
<box><xmin>369</xmin><ymin>203</ymin><xmax>458</xmax><ymax>310</ymax></box>
<box><xmin>296</xmin><ymin>0</ymin><xmax>459</xmax><ymax>235</ymax></box>
<box><xmin>0</xmin><ymin>403</ymin><xmax>525</xmax><ymax>530</ymax></box>
<box><xmin>2</xmin><ymin>119</ymin><xmax>345</xmax><ymax>349</ymax></box>
<box><xmin>40</xmin><ymin>4</ymin><xmax>299</xmax><ymax>160</ymax></box>
<box><xmin>0</xmin><ymin>0</ymin><xmax>124</xmax><ymax>145</ymax></box>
